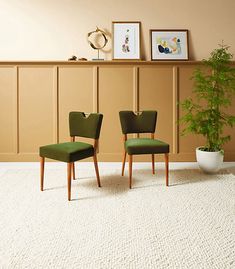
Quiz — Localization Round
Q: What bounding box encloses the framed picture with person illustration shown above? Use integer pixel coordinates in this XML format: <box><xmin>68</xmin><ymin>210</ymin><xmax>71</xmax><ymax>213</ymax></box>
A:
<box><xmin>112</xmin><ymin>21</ymin><xmax>141</xmax><ymax>60</ymax></box>
<box><xmin>150</xmin><ymin>29</ymin><xmax>189</xmax><ymax>60</ymax></box>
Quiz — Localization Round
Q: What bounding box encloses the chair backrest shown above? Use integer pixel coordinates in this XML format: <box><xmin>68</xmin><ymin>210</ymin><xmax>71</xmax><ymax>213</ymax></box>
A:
<box><xmin>119</xmin><ymin>110</ymin><xmax>157</xmax><ymax>134</ymax></box>
<box><xmin>69</xmin><ymin>112</ymin><xmax>103</xmax><ymax>139</ymax></box>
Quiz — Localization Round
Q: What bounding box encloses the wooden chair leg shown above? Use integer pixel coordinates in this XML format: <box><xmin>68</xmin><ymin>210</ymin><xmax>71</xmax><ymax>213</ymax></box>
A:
<box><xmin>121</xmin><ymin>151</ymin><xmax>127</xmax><ymax>176</ymax></box>
<box><xmin>67</xmin><ymin>163</ymin><xmax>72</xmax><ymax>201</ymax></box>
<box><xmin>151</xmin><ymin>154</ymin><xmax>155</xmax><ymax>174</ymax></box>
<box><xmin>129</xmin><ymin>154</ymin><xmax>133</xmax><ymax>189</ymax></box>
<box><xmin>72</xmin><ymin>162</ymin><xmax>75</xmax><ymax>180</ymax></box>
<box><xmin>93</xmin><ymin>154</ymin><xmax>101</xmax><ymax>187</ymax></box>
<box><xmin>165</xmin><ymin>153</ymin><xmax>169</xmax><ymax>186</ymax></box>
<box><xmin>40</xmin><ymin>157</ymin><xmax>45</xmax><ymax>191</ymax></box>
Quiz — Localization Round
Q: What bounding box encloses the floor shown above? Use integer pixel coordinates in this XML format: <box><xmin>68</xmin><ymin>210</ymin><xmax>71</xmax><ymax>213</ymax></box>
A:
<box><xmin>0</xmin><ymin>162</ymin><xmax>235</xmax><ymax>269</ymax></box>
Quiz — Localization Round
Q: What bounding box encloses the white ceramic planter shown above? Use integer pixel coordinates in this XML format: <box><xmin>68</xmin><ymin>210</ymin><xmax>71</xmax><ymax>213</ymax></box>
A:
<box><xmin>196</xmin><ymin>147</ymin><xmax>224</xmax><ymax>173</ymax></box>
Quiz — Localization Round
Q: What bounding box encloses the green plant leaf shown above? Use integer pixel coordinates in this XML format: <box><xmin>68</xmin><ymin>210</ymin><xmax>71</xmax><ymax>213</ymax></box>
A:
<box><xmin>179</xmin><ymin>43</ymin><xmax>235</xmax><ymax>152</ymax></box>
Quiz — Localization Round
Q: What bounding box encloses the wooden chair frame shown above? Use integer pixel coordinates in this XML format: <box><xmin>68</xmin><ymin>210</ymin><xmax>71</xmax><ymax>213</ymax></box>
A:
<box><xmin>121</xmin><ymin>133</ymin><xmax>169</xmax><ymax>188</ymax></box>
<box><xmin>40</xmin><ymin>137</ymin><xmax>101</xmax><ymax>201</ymax></box>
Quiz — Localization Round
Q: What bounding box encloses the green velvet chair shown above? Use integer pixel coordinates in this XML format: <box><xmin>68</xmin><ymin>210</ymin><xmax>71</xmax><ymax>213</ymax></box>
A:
<box><xmin>119</xmin><ymin>110</ymin><xmax>169</xmax><ymax>188</ymax></box>
<box><xmin>39</xmin><ymin>112</ymin><xmax>103</xmax><ymax>201</ymax></box>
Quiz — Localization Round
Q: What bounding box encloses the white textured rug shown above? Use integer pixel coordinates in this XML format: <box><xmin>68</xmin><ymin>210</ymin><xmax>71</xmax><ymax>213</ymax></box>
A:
<box><xmin>0</xmin><ymin>163</ymin><xmax>235</xmax><ymax>269</ymax></box>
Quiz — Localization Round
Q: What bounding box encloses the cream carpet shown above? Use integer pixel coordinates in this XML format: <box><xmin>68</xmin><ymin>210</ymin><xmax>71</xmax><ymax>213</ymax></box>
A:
<box><xmin>0</xmin><ymin>163</ymin><xmax>235</xmax><ymax>269</ymax></box>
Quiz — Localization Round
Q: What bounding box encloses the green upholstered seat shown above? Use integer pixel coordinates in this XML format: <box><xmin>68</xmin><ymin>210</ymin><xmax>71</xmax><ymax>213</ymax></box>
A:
<box><xmin>39</xmin><ymin>112</ymin><xmax>103</xmax><ymax>163</ymax></box>
<box><xmin>119</xmin><ymin>110</ymin><xmax>170</xmax><ymax>188</ymax></box>
<box><xmin>40</xmin><ymin>142</ymin><xmax>94</xmax><ymax>163</ymax></box>
<box><xmin>125</xmin><ymin>138</ymin><xmax>169</xmax><ymax>155</ymax></box>
<box><xmin>39</xmin><ymin>111</ymin><xmax>103</xmax><ymax>201</ymax></box>
<box><xmin>119</xmin><ymin>111</ymin><xmax>170</xmax><ymax>155</ymax></box>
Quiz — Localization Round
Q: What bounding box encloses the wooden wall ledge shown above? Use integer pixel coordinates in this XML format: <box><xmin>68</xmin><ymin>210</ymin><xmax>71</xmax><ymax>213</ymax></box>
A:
<box><xmin>0</xmin><ymin>60</ymin><xmax>205</xmax><ymax>66</ymax></box>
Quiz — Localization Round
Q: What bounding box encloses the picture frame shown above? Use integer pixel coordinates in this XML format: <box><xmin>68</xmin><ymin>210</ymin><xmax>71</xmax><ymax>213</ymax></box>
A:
<box><xmin>150</xmin><ymin>29</ymin><xmax>189</xmax><ymax>61</ymax></box>
<box><xmin>112</xmin><ymin>21</ymin><xmax>141</xmax><ymax>60</ymax></box>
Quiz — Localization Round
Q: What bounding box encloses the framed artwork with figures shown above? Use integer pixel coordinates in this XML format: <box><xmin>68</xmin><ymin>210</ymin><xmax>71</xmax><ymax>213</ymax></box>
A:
<box><xmin>150</xmin><ymin>29</ymin><xmax>189</xmax><ymax>60</ymax></box>
<box><xmin>112</xmin><ymin>21</ymin><xmax>141</xmax><ymax>60</ymax></box>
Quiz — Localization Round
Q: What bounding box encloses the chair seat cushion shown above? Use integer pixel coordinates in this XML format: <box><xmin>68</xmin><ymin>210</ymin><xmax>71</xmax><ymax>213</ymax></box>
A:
<box><xmin>125</xmin><ymin>138</ymin><xmax>169</xmax><ymax>155</ymax></box>
<box><xmin>39</xmin><ymin>142</ymin><xmax>94</xmax><ymax>162</ymax></box>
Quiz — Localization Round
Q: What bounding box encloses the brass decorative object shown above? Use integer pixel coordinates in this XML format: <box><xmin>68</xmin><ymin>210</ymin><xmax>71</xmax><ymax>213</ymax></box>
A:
<box><xmin>87</xmin><ymin>27</ymin><xmax>108</xmax><ymax>60</ymax></box>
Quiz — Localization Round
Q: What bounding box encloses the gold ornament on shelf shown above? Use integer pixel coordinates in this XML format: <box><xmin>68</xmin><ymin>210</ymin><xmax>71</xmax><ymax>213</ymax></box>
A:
<box><xmin>87</xmin><ymin>27</ymin><xmax>108</xmax><ymax>60</ymax></box>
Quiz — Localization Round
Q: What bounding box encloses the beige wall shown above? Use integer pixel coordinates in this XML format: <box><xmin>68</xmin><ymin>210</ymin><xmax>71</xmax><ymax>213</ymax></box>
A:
<box><xmin>0</xmin><ymin>0</ymin><xmax>235</xmax><ymax>61</ymax></box>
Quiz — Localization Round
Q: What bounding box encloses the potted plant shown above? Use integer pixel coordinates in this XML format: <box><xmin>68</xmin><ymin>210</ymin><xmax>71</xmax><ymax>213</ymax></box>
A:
<box><xmin>180</xmin><ymin>44</ymin><xmax>235</xmax><ymax>173</ymax></box>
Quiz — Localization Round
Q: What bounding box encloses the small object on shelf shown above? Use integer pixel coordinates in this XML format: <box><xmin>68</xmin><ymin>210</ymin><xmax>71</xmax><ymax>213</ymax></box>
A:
<box><xmin>78</xmin><ymin>58</ymin><xmax>88</xmax><ymax>61</ymax></box>
<box><xmin>68</xmin><ymin>55</ymin><xmax>77</xmax><ymax>61</ymax></box>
